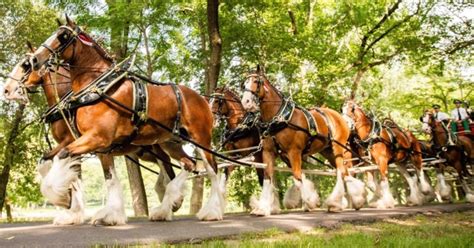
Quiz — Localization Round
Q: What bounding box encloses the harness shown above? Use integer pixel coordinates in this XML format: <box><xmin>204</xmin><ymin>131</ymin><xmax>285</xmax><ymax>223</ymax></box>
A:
<box><xmin>259</xmin><ymin>99</ymin><xmax>331</xmax><ymax>155</ymax></box>
<box><xmin>261</xmin><ymin>100</ymin><xmax>296</xmax><ymax>137</ymax></box>
<box><xmin>131</xmin><ymin>79</ymin><xmax>149</xmax><ymax>126</ymax></box>
<box><xmin>347</xmin><ymin>108</ymin><xmax>411</xmax><ymax>159</ymax></box>
<box><xmin>42</xmin><ymin>57</ymin><xmax>135</xmax><ymax>139</ymax></box>
<box><xmin>171</xmin><ymin>84</ymin><xmax>183</xmax><ymax>135</ymax></box>
<box><xmin>221</xmin><ymin>112</ymin><xmax>260</xmax><ymax>147</ymax></box>
<box><xmin>41</xmin><ymin>56</ymin><xmax>184</xmax><ymax>150</ymax></box>
<box><xmin>299</xmin><ymin>107</ymin><xmax>319</xmax><ymax>137</ymax></box>
<box><xmin>382</xmin><ymin>119</ymin><xmax>409</xmax><ymax>151</ymax></box>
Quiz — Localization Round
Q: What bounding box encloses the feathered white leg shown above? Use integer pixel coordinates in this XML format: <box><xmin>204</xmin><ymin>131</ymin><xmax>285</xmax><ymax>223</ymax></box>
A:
<box><xmin>154</xmin><ymin>161</ymin><xmax>171</xmax><ymax>203</ymax></box>
<box><xmin>283</xmin><ymin>182</ymin><xmax>302</xmax><ymax>209</ymax></box>
<box><xmin>396</xmin><ymin>164</ymin><xmax>423</xmax><ymax>206</ymax></box>
<box><xmin>196</xmin><ymin>149</ymin><xmax>226</xmax><ymax>221</ymax></box>
<box><xmin>250</xmin><ymin>179</ymin><xmax>280</xmax><ymax>216</ymax></box>
<box><xmin>368</xmin><ymin>177</ymin><xmax>382</xmax><ymax>208</ymax></box>
<box><xmin>54</xmin><ymin>179</ymin><xmax>85</xmax><ymax>225</ymax></box>
<box><xmin>418</xmin><ymin>169</ymin><xmax>434</xmax><ymax>196</ymax></box>
<box><xmin>461</xmin><ymin>180</ymin><xmax>474</xmax><ymax>203</ymax></box>
<box><xmin>345</xmin><ymin>175</ymin><xmax>367</xmax><ymax>210</ymax></box>
<box><xmin>374</xmin><ymin>177</ymin><xmax>395</xmax><ymax>209</ymax></box>
<box><xmin>325</xmin><ymin>169</ymin><xmax>346</xmax><ymax>212</ymax></box>
<box><xmin>41</xmin><ymin>156</ymin><xmax>81</xmax><ymax>209</ymax></box>
<box><xmin>196</xmin><ymin>172</ymin><xmax>226</xmax><ymax>221</ymax></box>
<box><xmin>435</xmin><ymin>172</ymin><xmax>452</xmax><ymax>202</ymax></box>
<box><xmin>297</xmin><ymin>174</ymin><xmax>320</xmax><ymax>211</ymax></box>
<box><xmin>149</xmin><ymin>169</ymin><xmax>188</xmax><ymax>221</ymax></box>
<box><xmin>91</xmin><ymin>167</ymin><xmax>127</xmax><ymax>226</ymax></box>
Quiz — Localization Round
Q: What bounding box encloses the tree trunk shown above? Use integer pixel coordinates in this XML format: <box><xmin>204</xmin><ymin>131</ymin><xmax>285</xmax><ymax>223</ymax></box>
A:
<box><xmin>189</xmin><ymin>0</ymin><xmax>223</xmax><ymax>215</ymax></box>
<box><xmin>206</xmin><ymin>0</ymin><xmax>222</xmax><ymax>94</ymax></box>
<box><xmin>0</xmin><ymin>104</ymin><xmax>26</xmax><ymax>215</ymax></box>
<box><xmin>190</xmin><ymin>176</ymin><xmax>205</xmax><ymax>214</ymax></box>
<box><xmin>350</xmin><ymin>67</ymin><xmax>367</xmax><ymax>99</ymax></box>
<box><xmin>189</xmin><ymin>14</ymin><xmax>212</xmax><ymax>215</ymax></box>
<box><xmin>307</xmin><ymin>0</ymin><xmax>316</xmax><ymax>27</ymax></box>
<box><xmin>125</xmin><ymin>155</ymin><xmax>148</xmax><ymax>216</ymax></box>
<box><xmin>107</xmin><ymin>0</ymin><xmax>130</xmax><ymax>60</ymax></box>
<box><xmin>107</xmin><ymin>0</ymin><xmax>147</xmax><ymax>217</ymax></box>
<box><xmin>5</xmin><ymin>197</ymin><xmax>12</xmax><ymax>222</ymax></box>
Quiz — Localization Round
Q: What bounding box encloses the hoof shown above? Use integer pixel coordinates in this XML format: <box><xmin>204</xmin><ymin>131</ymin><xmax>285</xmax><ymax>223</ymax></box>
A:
<box><xmin>327</xmin><ymin>205</ymin><xmax>343</xmax><ymax>213</ymax></box>
<box><xmin>91</xmin><ymin>207</ymin><xmax>127</xmax><ymax>226</ymax></box>
<box><xmin>149</xmin><ymin>206</ymin><xmax>172</xmax><ymax>221</ymax></box>
<box><xmin>250</xmin><ymin>209</ymin><xmax>270</xmax><ymax>217</ymax></box>
<box><xmin>172</xmin><ymin>196</ymin><xmax>184</xmax><ymax>212</ymax></box>
<box><xmin>466</xmin><ymin>193</ymin><xmax>474</xmax><ymax>203</ymax></box>
<box><xmin>283</xmin><ymin>184</ymin><xmax>301</xmax><ymax>209</ymax></box>
<box><xmin>53</xmin><ymin>210</ymin><xmax>84</xmax><ymax>225</ymax></box>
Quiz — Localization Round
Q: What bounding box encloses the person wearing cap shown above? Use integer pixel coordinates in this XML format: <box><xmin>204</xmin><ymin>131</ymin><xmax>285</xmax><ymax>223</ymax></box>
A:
<box><xmin>451</xmin><ymin>99</ymin><xmax>470</xmax><ymax>133</ymax></box>
<box><xmin>432</xmin><ymin>104</ymin><xmax>450</xmax><ymax>122</ymax></box>
<box><xmin>462</xmin><ymin>100</ymin><xmax>474</xmax><ymax>121</ymax></box>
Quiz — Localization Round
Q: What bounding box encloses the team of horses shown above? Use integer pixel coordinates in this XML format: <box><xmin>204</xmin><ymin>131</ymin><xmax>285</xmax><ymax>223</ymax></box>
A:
<box><xmin>3</xmin><ymin>16</ymin><xmax>473</xmax><ymax>226</ymax></box>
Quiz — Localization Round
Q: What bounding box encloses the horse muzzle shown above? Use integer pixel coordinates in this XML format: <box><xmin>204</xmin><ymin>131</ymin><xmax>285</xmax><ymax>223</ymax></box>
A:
<box><xmin>3</xmin><ymin>86</ymin><xmax>28</xmax><ymax>103</ymax></box>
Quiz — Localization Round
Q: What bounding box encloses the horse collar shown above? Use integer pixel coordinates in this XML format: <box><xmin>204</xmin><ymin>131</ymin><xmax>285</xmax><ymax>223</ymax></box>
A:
<box><xmin>262</xmin><ymin>99</ymin><xmax>295</xmax><ymax>137</ymax></box>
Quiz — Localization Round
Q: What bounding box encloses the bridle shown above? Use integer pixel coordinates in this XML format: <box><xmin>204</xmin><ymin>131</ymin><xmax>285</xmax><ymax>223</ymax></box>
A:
<box><xmin>37</xmin><ymin>25</ymin><xmax>81</xmax><ymax>67</ymax></box>
<box><xmin>209</xmin><ymin>93</ymin><xmax>227</xmax><ymax>121</ymax></box>
<box><xmin>342</xmin><ymin>101</ymin><xmax>363</xmax><ymax>132</ymax></box>
<box><xmin>241</xmin><ymin>73</ymin><xmax>265</xmax><ymax>103</ymax></box>
<box><xmin>6</xmin><ymin>58</ymin><xmax>39</xmax><ymax>97</ymax></box>
<box><xmin>210</xmin><ymin>90</ymin><xmax>246</xmax><ymax>125</ymax></box>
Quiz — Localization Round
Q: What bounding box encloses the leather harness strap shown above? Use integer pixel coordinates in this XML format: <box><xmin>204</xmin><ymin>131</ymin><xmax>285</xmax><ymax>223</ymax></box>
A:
<box><xmin>299</xmin><ymin>107</ymin><xmax>319</xmax><ymax>137</ymax></box>
<box><xmin>131</xmin><ymin>79</ymin><xmax>148</xmax><ymax>126</ymax></box>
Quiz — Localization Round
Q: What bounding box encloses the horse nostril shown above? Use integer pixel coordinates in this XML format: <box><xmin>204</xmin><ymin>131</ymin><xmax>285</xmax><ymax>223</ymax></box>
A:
<box><xmin>4</xmin><ymin>88</ymin><xmax>9</xmax><ymax>95</ymax></box>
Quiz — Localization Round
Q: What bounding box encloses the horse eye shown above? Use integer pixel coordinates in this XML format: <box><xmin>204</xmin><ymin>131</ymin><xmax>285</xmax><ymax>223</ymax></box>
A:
<box><xmin>58</xmin><ymin>32</ymin><xmax>69</xmax><ymax>43</ymax></box>
<box><xmin>21</xmin><ymin>61</ymin><xmax>30</xmax><ymax>70</ymax></box>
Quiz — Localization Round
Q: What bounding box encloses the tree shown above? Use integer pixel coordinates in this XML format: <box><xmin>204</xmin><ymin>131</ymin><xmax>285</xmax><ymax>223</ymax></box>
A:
<box><xmin>0</xmin><ymin>0</ymin><xmax>57</xmax><ymax>218</ymax></box>
<box><xmin>106</xmin><ymin>0</ymin><xmax>148</xmax><ymax>217</ymax></box>
<box><xmin>206</xmin><ymin>0</ymin><xmax>222</xmax><ymax>94</ymax></box>
<box><xmin>0</xmin><ymin>104</ymin><xmax>25</xmax><ymax>215</ymax></box>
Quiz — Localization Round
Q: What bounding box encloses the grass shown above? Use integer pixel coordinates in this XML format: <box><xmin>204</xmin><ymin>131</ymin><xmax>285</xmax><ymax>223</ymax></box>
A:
<box><xmin>159</xmin><ymin>211</ymin><xmax>474</xmax><ymax>248</ymax></box>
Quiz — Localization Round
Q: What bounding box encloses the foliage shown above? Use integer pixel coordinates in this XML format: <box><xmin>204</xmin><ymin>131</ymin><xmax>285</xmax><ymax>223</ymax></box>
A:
<box><xmin>0</xmin><ymin>0</ymin><xmax>58</xmax><ymax>208</ymax></box>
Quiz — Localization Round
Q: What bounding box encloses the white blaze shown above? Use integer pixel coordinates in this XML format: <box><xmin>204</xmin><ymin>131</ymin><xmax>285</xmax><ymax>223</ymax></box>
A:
<box><xmin>241</xmin><ymin>78</ymin><xmax>259</xmax><ymax>112</ymax></box>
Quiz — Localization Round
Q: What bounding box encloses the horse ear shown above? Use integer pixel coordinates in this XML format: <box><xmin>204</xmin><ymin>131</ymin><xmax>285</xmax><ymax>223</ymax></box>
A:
<box><xmin>65</xmin><ymin>14</ymin><xmax>76</xmax><ymax>27</ymax></box>
<box><xmin>256</xmin><ymin>64</ymin><xmax>261</xmax><ymax>73</ymax></box>
<box><xmin>26</xmin><ymin>41</ymin><xmax>35</xmax><ymax>52</ymax></box>
<box><xmin>56</xmin><ymin>18</ymin><xmax>62</xmax><ymax>26</ymax></box>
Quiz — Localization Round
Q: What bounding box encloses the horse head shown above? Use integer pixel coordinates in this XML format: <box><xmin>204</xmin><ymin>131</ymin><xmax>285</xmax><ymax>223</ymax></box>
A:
<box><xmin>30</xmin><ymin>14</ymin><xmax>111</xmax><ymax>73</ymax></box>
<box><xmin>210</xmin><ymin>87</ymin><xmax>245</xmax><ymax>128</ymax></box>
<box><xmin>241</xmin><ymin>65</ymin><xmax>268</xmax><ymax>112</ymax></box>
<box><xmin>209</xmin><ymin>87</ymin><xmax>228</xmax><ymax>116</ymax></box>
<box><xmin>3</xmin><ymin>56</ymin><xmax>34</xmax><ymax>103</ymax></box>
<box><xmin>341</xmin><ymin>99</ymin><xmax>369</xmax><ymax>123</ymax></box>
<box><xmin>30</xmin><ymin>14</ymin><xmax>81</xmax><ymax>71</ymax></box>
<box><xmin>420</xmin><ymin>109</ymin><xmax>435</xmax><ymax>134</ymax></box>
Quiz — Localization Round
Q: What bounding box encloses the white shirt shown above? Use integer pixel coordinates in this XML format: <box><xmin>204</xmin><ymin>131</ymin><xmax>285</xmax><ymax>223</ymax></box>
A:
<box><xmin>434</xmin><ymin>111</ymin><xmax>450</xmax><ymax>121</ymax></box>
<box><xmin>451</xmin><ymin>107</ymin><xmax>469</xmax><ymax>121</ymax></box>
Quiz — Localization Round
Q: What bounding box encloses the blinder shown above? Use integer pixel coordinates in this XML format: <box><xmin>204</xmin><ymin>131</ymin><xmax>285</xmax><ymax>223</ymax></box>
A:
<box><xmin>39</xmin><ymin>25</ymin><xmax>81</xmax><ymax>67</ymax></box>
